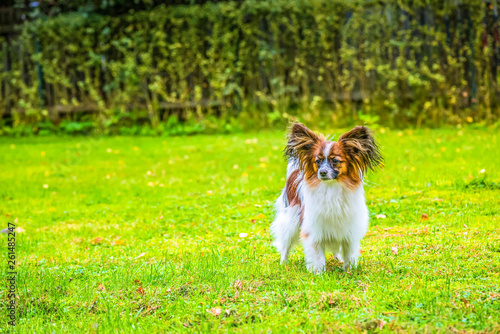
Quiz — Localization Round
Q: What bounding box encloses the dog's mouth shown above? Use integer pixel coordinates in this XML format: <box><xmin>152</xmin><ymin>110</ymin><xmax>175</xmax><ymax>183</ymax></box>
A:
<box><xmin>319</xmin><ymin>175</ymin><xmax>338</xmax><ymax>181</ymax></box>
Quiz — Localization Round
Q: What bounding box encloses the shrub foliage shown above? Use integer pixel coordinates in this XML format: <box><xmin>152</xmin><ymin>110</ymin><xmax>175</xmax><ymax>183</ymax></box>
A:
<box><xmin>0</xmin><ymin>0</ymin><xmax>498</xmax><ymax>134</ymax></box>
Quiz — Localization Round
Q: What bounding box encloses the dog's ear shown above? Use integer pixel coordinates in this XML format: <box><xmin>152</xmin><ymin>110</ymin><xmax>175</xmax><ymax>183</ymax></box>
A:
<box><xmin>338</xmin><ymin>126</ymin><xmax>383</xmax><ymax>174</ymax></box>
<box><xmin>284</xmin><ymin>123</ymin><xmax>319</xmax><ymax>164</ymax></box>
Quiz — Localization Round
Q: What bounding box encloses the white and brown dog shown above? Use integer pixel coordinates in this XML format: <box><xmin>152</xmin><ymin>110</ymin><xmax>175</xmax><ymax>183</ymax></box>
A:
<box><xmin>271</xmin><ymin>123</ymin><xmax>383</xmax><ymax>274</ymax></box>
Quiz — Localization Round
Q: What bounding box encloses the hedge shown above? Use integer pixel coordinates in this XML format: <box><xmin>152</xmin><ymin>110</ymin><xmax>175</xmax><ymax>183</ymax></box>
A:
<box><xmin>0</xmin><ymin>0</ymin><xmax>498</xmax><ymax>134</ymax></box>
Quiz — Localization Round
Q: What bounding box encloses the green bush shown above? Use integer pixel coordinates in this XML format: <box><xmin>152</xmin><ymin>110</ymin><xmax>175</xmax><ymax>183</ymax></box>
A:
<box><xmin>0</xmin><ymin>0</ymin><xmax>498</xmax><ymax>135</ymax></box>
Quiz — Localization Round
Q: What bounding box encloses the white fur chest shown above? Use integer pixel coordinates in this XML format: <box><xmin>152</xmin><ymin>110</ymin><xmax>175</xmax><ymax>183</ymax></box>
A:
<box><xmin>301</xmin><ymin>182</ymin><xmax>367</xmax><ymax>242</ymax></box>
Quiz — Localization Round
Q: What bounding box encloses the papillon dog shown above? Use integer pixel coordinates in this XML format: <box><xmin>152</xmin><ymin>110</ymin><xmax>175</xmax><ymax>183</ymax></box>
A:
<box><xmin>271</xmin><ymin>123</ymin><xmax>383</xmax><ymax>274</ymax></box>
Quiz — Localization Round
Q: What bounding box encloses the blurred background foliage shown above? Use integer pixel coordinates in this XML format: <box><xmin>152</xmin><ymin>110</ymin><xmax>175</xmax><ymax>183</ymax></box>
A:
<box><xmin>1</xmin><ymin>0</ymin><xmax>500</xmax><ymax>135</ymax></box>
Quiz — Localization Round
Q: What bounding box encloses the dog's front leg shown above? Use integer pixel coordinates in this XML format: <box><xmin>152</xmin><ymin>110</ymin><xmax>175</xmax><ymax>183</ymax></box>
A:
<box><xmin>341</xmin><ymin>239</ymin><xmax>360</xmax><ymax>271</ymax></box>
<box><xmin>302</xmin><ymin>234</ymin><xmax>326</xmax><ymax>274</ymax></box>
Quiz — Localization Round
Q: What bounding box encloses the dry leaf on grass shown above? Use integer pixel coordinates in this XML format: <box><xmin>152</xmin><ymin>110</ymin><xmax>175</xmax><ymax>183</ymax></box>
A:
<box><xmin>91</xmin><ymin>237</ymin><xmax>103</xmax><ymax>244</ymax></box>
<box><xmin>134</xmin><ymin>252</ymin><xmax>146</xmax><ymax>260</ymax></box>
<box><xmin>207</xmin><ymin>307</ymin><xmax>221</xmax><ymax>316</ymax></box>
<box><xmin>111</xmin><ymin>238</ymin><xmax>125</xmax><ymax>246</ymax></box>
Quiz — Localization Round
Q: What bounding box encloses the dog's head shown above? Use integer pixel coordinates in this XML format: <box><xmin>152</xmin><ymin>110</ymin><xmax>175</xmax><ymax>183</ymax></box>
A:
<box><xmin>284</xmin><ymin>123</ymin><xmax>383</xmax><ymax>189</ymax></box>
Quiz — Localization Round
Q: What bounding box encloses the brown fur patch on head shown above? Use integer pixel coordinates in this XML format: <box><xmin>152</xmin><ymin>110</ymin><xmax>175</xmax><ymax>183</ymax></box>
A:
<box><xmin>284</xmin><ymin>123</ymin><xmax>325</xmax><ymax>186</ymax></box>
<box><xmin>337</xmin><ymin>126</ymin><xmax>383</xmax><ymax>189</ymax></box>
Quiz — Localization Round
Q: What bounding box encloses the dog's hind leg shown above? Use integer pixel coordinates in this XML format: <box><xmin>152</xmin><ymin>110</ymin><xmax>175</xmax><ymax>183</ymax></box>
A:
<box><xmin>271</xmin><ymin>193</ymin><xmax>301</xmax><ymax>264</ymax></box>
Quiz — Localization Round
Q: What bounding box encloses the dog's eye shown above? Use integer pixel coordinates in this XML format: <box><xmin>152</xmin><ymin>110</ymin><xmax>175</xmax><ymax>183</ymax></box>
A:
<box><xmin>331</xmin><ymin>158</ymin><xmax>339</xmax><ymax>165</ymax></box>
<box><xmin>315</xmin><ymin>159</ymin><xmax>322</xmax><ymax>165</ymax></box>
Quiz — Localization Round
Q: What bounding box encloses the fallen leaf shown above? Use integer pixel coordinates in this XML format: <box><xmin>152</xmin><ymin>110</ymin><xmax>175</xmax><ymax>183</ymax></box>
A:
<box><xmin>97</xmin><ymin>284</ymin><xmax>105</xmax><ymax>292</ymax></box>
<box><xmin>111</xmin><ymin>239</ymin><xmax>125</xmax><ymax>246</ymax></box>
<box><xmin>376</xmin><ymin>214</ymin><xmax>386</xmax><ymax>219</ymax></box>
<box><xmin>137</xmin><ymin>287</ymin><xmax>145</xmax><ymax>296</ymax></box>
<box><xmin>391</xmin><ymin>247</ymin><xmax>398</xmax><ymax>256</ymax></box>
<box><xmin>378</xmin><ymin>320</ymin><xmax>387</xmax><ymax>330</ymax></box>
<box><xmin>433</xmin><ymin>198</ymin><xmax>443</xmax><ymax>202</ymax></box>
<box><xmin>225</xmin><ymin>309</ymin><xmax>231</xmax><ymax>316</ymax></box>
<box><xmin>234</xmin><ymin>280</ymin><xmax>243</xmax><ymax>289</ymax></box>
<box><xmin>134</xmin><ymin>252</ymin><xmax>146</xmax><ymax>260</ymax></box>
<box><xmin>91</xmin><ymin>237</ymin><xmax>103</xmax><ymax>244</ymax></box>
<box><xmin>207</xmin><ymin>307</ymin><xmax>221</xmax><ymax>316</ymax></box>
<box><xmin>15</xmin><ymin>227</ymin><xmax>25</xmax><ymax>233</ymax></box>
<box><xmin>421</xmin><ymin>213</ymin><xmax>429</xmax><ymax>220</ymax></box>
<box><xmin>487</xmin><ymin>293</ymin><xmax>500</xmax><ymax>300</ymax></box>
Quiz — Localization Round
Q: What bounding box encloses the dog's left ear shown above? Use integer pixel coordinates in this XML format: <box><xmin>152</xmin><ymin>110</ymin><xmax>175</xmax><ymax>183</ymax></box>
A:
<box><xmin>338</xmin><ymin>126</ymin><xmax>383</xmax><ymax>174</ymax></box>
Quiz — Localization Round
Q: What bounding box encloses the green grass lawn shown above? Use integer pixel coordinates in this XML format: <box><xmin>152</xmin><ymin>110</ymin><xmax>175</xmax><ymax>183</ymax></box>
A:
<box><xmin>1</xmin><ymin>127</ymin><xmax>499</xmax><ymax>333</ymax></box>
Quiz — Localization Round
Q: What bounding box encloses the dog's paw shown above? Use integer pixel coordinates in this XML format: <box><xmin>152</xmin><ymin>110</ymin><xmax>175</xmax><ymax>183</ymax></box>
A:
<box><xmin>306</xmin><ymin>262</ymin><xmax>325</xmax><ymax>275</ymax></box>
<box><xmin>342</xmin><ymin>258</ymin><xmax>358</xmax><ymax>272</ymax></box>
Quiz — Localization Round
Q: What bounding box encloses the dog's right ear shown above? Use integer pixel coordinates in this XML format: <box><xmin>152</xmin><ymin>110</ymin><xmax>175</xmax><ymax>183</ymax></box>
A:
<box><xmin>284</xmin><ymin>123</ymin><xmax>319</xmax><ymax>163</ymax></box>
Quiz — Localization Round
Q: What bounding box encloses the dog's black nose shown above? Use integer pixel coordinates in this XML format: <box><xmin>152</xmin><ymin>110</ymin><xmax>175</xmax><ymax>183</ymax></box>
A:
<box><xmin>320</xmin><ymin>171</ymin><xmax>327</xmax><ymax>177</ymax></box>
